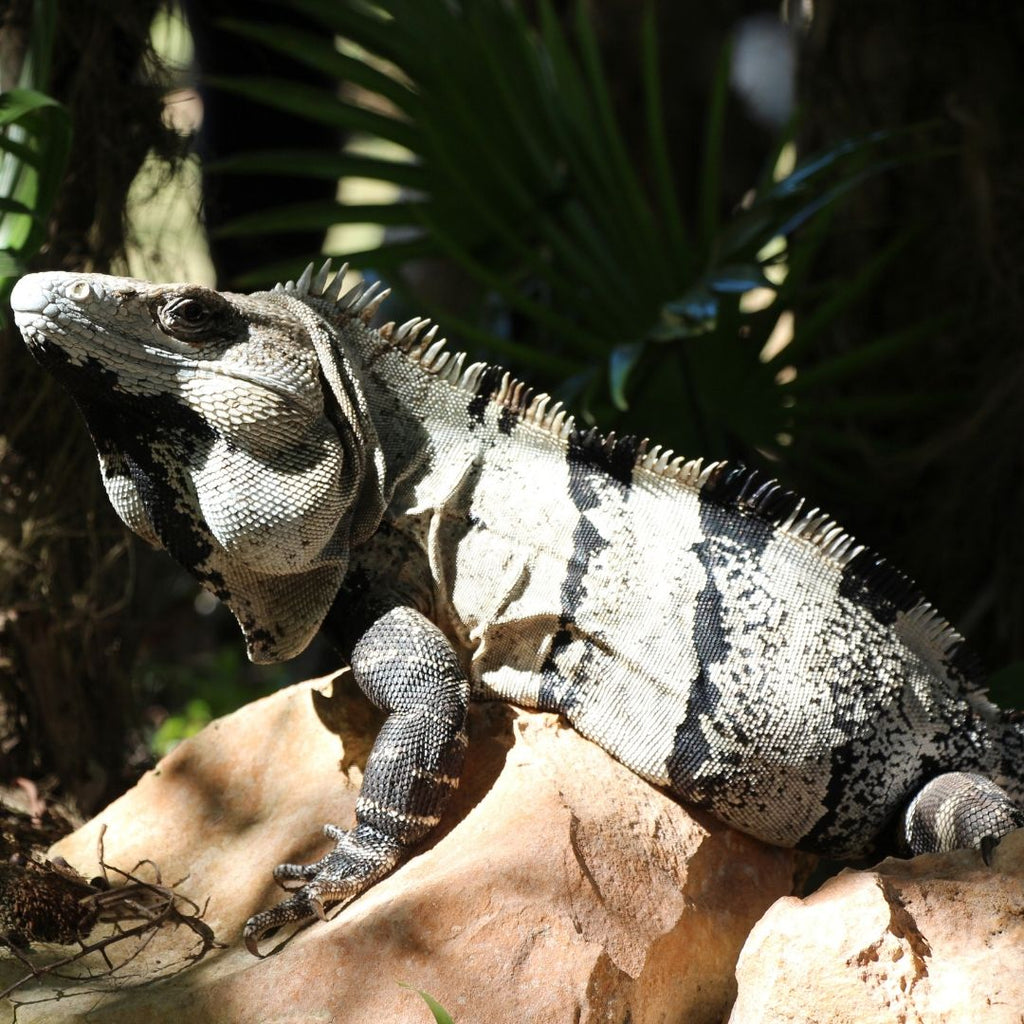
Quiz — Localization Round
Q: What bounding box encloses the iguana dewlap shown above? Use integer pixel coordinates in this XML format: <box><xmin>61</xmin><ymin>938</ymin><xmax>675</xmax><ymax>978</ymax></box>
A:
<box><xmin>11</xmin><ymin>263</ymin><xmax>1023</xmax><ymax>955</ymax></box>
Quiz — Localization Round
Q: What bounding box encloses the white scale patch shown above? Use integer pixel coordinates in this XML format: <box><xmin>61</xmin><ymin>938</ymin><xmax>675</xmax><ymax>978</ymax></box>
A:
<box><xmin>430</xmin><ymin>430</ymin><xmax>711</xmax><ymax>785</ymax></box>
<box><xmin>191</xmin><ymin>431</ymin><xmax>345</xmax><ymax>575</ymax></box>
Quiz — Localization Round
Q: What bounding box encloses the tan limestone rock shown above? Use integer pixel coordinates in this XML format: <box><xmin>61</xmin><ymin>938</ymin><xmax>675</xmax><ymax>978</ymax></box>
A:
<box><xmin>2</xmin><ymin>674</ymin><xmax>800</xmax><ymax>1024</ymax></box>
<box><xmin>730</xmin><ymin>829</ymin><xmax>1024</xmax><ymax>1024</ymax></box>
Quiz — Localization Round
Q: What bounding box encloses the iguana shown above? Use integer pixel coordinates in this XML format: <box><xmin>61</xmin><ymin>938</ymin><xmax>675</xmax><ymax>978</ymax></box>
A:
<box><xmin>11</xmin><ymin>262</ymin><xmax>1024</xmax><ymax>955</ymax></box>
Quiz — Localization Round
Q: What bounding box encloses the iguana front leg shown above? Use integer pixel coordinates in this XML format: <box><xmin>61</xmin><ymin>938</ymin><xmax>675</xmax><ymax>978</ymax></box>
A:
<box><xmin>243</xmin><ymin>607</ymin><xmax>469</xmax><ymax>955</ymax></box>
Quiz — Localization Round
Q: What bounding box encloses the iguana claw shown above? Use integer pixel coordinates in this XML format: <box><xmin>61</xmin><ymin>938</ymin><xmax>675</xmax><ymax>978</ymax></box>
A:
<box><xmin>243</xmin><ymin>891</ymin><xmax>318</xmax><ymax>957</ymax></box>
<box><xmin>243</xmin><ymin>823</ymin><xmax>403</xmax><ymax>956</ymax></box>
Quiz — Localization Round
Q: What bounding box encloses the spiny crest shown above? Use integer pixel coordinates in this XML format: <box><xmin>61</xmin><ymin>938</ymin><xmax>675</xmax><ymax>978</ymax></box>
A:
<box><xmin>272</xmin><ymin>259</ymin><xmax>391</xmax><ymax>323</ymax></box>
<box><xmin>393</xmin><ymin>332</ymin><xmax>582</xmax><ymax>443</ymax></box>
<box><xmin>272</xmin><ymin>263</ymin><xmax>573</xmax><ymax>440</ymax></box>
<box><xmin>692</xmin><ymin>462</ymin><xmax>971</xmax><ymax>665</ymax></box>
<box><xmin>696</xmin><ymin>462</ymin><xmax>868</xmax><ymax>564</ymax></box>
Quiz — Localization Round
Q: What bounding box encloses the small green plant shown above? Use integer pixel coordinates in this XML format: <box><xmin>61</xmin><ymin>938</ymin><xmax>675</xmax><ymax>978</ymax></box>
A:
<box><xmin>400</xmin><ymin>984</ymin><xmax>455</xmax><ymax>1024</ymax></box>
<box><xmin>143</xmin><ymin>645</ymin><xmax>287</xmax><ymax>757</ymax></box>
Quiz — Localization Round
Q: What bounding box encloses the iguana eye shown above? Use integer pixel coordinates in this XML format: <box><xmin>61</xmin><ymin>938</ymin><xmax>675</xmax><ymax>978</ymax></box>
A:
<box><xmin>158</xmin><ymin>296</ymin><xmax>213</xmax><ymax>340</ymax></box>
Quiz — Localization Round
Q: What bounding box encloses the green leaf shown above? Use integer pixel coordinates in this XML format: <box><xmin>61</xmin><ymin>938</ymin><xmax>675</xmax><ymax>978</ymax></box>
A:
<box><xmin>640</xmin><ymin>7</ymin><xmax>688</xmax><ymax>279</ymax></box>
<box><xmin>705</xmin><ymin>264</ymin><xmax>771</xmax><ymax>293</ymax></box>
<box><xmin>697</xmin><ymin>42</ymin><xmax>732</xmax><ymax>253</ymax></box>
<box><xmin>216</xmin><ymin>18</ymin><xmax>418</xmax><ymax>112</ymax></box>
<box><xmin>0</xmin><ymin>133</ymin><xmax>38</xmax><ymax>163</ymax></box>
<box><xmin>662</xmin><ymin>288</ymin><xmax>718</xmax><ymax>327</ymax></box>
<box><xmin>0</xmin><ymin>87</ymin><xmax>71</xmax><ymax>257</ymax></box>
<box><xmin>0</xmin><ymin>87</ymin><xmax>65</xmax><ymax>125</ymax></box>
<box><xmin>207</xmin><ymin>149</ymin><xmax>427</xmax><ymax>189</ymax></box>
<box><xmin>229</xmin><ymin>236</ymin><xmax>438</xmax><ymax>289</ymax></box>
<box><xmin>0</xmin><ymin>250</ymin><xmax>24</xmax><ymax>277</ymax></box>
<box><xmin>213</xmin><ymin>200</ymin><xmax>427</xmax><ymax>238</ymax></box>
<box><xmin>608</xmin><ymin>341</ymin><xmax>645</xmax><ymax>410</ymax></box>
<box><xmin>290</xmin><ymin>0</ymin><xmax>403</xmax><ymax>56</ymax></box>
<box><xmin>204</xmin><ymin>75</ymin><xmax>421</xmax><ymax>150</ymax></box>
<box><xmin>0</xmin><ymin>197</ymin><xmax>36</xmax><ymax>217</ymax></box>
<box><xmin>764</xmin><ymin>130</ymin><xmax>888</xmax><ymax>199</ymax></box>
<box><xmin>573</xmin><ymin>4</ymin><xmax>663</xmax><ymax>285</ymax></box>
<box><xmin>399</xmin><ymin>985</ymin><xmax>455</xmax><ymax>1024</ymax></box>
<box><xmin>773</xmin><ymin>163</ymin><xmax>900</xmax><ymax>239</ymax></box>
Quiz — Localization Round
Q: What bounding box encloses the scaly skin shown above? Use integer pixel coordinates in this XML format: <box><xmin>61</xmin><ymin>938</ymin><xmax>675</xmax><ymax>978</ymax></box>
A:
<box><xmin>12</xmin><ymin>263</ymin><xmax>1024</xmax><ymax>954</ymax></box>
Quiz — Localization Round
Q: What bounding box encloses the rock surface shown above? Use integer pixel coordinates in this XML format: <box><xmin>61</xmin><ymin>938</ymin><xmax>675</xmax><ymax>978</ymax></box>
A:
<box><xmin>730</xmin><ymin>829</ymin><xmax>1024</xmax><ymax>1024</ymax></box>
<box><xmin>2</xmin><ymin>674</ymin><xmax>800</xmax><ymax>1023</ymax></box>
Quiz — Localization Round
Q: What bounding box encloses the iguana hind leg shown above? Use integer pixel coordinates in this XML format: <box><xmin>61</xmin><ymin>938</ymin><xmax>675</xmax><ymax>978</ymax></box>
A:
<box><xmin>243</xmin><ymin>607</ymin><xmax>470</xmax><ymax>955</ymax></box>
<box><xmin>900</xmin><ymin>771</ymin><xmax>1024</xmax><ymax>856</ymax></box>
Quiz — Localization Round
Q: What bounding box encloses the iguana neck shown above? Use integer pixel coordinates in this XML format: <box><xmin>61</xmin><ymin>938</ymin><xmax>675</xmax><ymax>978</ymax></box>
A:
<box><xmin>329</xmin><ymin>309</ymin><xmax>574</xmax><ymax>520</ymax></box>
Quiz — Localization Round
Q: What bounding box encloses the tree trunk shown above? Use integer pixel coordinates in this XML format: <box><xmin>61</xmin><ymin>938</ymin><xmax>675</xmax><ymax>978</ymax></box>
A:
<box><xmin>0</xmin><ymin>0</ymin><xmax>177</xmax><ymax>811</ymax></box>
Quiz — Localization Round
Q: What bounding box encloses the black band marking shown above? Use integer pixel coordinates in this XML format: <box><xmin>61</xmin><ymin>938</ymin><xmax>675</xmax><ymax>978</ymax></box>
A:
<box><xmin>467</xmin><ymin>365</ymin><xmax>504</xmax><ymax>425</ymax></box>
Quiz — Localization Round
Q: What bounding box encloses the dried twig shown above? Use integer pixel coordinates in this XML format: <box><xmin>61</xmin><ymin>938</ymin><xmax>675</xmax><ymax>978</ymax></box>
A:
<box><xmin>0</xmin><ymin>825</ymin><xmax>222</xmax><ymax>1006</ymax></box>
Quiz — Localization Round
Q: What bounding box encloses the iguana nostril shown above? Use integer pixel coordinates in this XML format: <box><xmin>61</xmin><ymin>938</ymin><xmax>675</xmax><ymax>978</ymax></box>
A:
<box><xmin>10</xmin><ymin>272</ymin><xmax>51</xmax><ymax>315</ymax></box>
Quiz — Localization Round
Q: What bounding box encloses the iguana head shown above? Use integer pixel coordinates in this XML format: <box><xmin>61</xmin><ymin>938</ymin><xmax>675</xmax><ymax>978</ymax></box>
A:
<box><xmin>11</xmin><ymin>263</ymin><xmax>388</xmax><ymax>662</ymax></box>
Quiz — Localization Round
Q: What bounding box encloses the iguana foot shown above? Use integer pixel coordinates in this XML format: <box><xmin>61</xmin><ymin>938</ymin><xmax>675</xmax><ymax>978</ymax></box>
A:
<box><xmin>243</xmin><ymin>823</ymin><xmax>402</xmax><ymax>956</ymax></box>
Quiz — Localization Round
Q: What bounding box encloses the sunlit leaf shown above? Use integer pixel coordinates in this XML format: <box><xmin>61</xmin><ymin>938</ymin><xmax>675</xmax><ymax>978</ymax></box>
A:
<box><xmin>609</xmin><ymin>341</ymin><xmax>645</xmax><ymax>410</ymax></box>
<box><xmin>0</xmin><ymin>88</ymin><xmax>65</xmax><ymax>125</ymax></box>
<box><xmin>705</xmin><ymin>264</ymin><xmax>771</xmax><ymax>293</ymax></box>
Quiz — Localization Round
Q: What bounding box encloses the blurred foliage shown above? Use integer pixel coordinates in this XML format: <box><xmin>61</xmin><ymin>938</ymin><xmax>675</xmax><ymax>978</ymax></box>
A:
<box><xmin>0</xmin><ymin>0</ymin><xmax>206</xmax><ymax>803</ymax></box>
<box><xmin>142</xmin><ymin>646</ymin><xmax>287</xmax><ymax>757</ymax></box>
<box><xmin>0</xmin><ymin>1</ymin><xmax>71</xmax><ymax>316</ymax></box>
<box><xmin>208</xmin><ymin>0</ymin><xmax>948</xmax><ymax>477</ymax></box>
<box><xmin>0</xmin><ymin>88</ymin><xmax>71</xmax><ymax>307</ymax></box>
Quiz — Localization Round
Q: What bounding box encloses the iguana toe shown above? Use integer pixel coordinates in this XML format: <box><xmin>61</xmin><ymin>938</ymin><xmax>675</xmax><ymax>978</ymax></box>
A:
<box><xmin>243</xmin><ymin>891</ymin><xmax>319</xmax><ymax>957</ymax></box>
<box><xmin>244</xmin><ymin>823</ymin><xmax>404</xmax><ymax>955</ymax></box>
